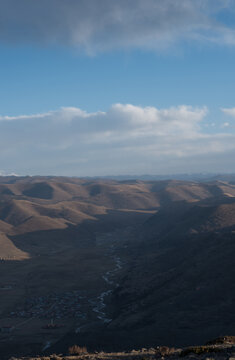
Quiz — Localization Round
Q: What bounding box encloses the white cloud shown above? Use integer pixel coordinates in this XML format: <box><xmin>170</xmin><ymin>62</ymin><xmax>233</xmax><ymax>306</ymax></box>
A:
<box><xmin>1</xmin><ymin>104</ymin><xmax>235</xmax><ymax>175</ymax></box>
<box><xmin>221</xmin><ymin>107</ymin><xmax>235</xmax><ymax>117</ymax></box>
<box><xmin>0</xmin><ymin>0</ymin><xmax>234</xmax><ymax>52</ymax></box>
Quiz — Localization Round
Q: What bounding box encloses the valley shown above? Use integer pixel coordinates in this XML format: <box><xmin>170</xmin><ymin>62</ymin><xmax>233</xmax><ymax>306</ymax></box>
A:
<box><xmin>0</xmin><ymin>176</ymin><xmax>235</xmax><ymax>358</ymax></box>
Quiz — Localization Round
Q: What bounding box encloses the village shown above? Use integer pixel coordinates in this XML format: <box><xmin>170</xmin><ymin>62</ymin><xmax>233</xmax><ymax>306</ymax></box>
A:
<box><xmin>9</xmin><ymin>290</ymin><xmax>86</xmax><ymax>320</ymax></box>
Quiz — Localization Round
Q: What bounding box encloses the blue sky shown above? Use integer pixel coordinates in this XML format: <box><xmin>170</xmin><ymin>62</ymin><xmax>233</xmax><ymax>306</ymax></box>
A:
<box><xmin>1</xmin><ymin>0</ymin><xmax>235</xmax><ymax>176</ymax></box>
<box><xmin>1</xmin><ymin>45</ymin><xmax>235</xmax><ymax>117</ymax></box>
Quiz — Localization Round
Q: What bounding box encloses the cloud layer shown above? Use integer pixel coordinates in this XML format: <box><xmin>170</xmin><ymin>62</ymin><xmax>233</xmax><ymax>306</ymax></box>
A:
<box><xmin>1</xmin><ymin>104</ymin><xmax>235</xmax><ymax>176</ymax></box>
<box><xmin>0</xmin><ymin>0</ymin><xmax>234</xmax><ymax>51</ymax></box>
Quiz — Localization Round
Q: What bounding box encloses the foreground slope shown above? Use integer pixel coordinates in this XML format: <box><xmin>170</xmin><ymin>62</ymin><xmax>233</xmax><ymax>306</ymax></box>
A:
<box><xmin>109</xmin><ymin>196</ymin><xmax>235</xmax><ymax>347</ymax></box>
<box><xmin>7</xmin><ymin>336</ymin><xmax>235</xmax><ymax>360</ymax></box>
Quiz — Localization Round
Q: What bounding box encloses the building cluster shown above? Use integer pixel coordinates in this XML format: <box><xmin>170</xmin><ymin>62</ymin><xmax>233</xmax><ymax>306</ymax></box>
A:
<box><xmin>10</xmin><ymin>290</ymin><xmax>86</xmax><ymax>319</ymax></box>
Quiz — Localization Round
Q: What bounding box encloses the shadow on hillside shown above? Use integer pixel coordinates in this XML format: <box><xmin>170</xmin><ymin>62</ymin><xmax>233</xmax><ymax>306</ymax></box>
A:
<box><xmin>8</xmin><ymin>208</ymin><xmax>155</xmax><ymax>257</ymax></box>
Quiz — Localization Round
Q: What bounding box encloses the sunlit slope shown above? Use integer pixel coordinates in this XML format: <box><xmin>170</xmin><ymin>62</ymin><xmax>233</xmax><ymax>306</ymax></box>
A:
<box><xmin>0</xmin><ymin>176</ymin><xmax>235</xmax><ymax>259</ymax></box>
<box><xmin>0</xmin><ymin>233</ymin><xmax>29</xmax><ymax>260</ymax></box>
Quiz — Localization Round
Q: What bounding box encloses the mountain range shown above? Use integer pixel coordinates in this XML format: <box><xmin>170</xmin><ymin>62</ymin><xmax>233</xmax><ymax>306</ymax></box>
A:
<box><xmin>0</xmin><ymin>176</ymin><xmax>235</xmax><ymax>358</ymax></box>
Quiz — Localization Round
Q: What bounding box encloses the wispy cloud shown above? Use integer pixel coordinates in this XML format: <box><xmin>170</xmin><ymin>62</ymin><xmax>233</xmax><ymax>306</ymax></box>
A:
<box><xmin>1</xmin><ymin>104</ymin><xmax>235</xmax><ymax>175</ymax></box>
<box><xmin>221</xmin><ymin>107</ymin><xmax>235</xmax><ymax>117</ymax></box>
<box><xmin>0</xmin><ymin>0</ymin><xmax>234</xmax><ymax>52</ymax></box>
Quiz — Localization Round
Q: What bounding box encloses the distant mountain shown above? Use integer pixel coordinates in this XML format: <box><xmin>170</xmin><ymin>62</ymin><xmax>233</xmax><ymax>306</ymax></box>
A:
<box><xmin>88</xmin><ymin>173</ymin><xmax>235</xmax><ymax>182</ymax></box>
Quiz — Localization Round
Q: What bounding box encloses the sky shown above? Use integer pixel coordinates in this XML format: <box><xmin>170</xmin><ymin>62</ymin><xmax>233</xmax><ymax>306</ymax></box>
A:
<box><xmin>1</xmin><ymin>0</ymin><xmax>235</xmax><ymax>176</ymax></box>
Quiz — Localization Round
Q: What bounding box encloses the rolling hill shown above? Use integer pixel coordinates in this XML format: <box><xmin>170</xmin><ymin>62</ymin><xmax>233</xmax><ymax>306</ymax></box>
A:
<box><xmin>0</xmin><ymin>176</ymin><xmax>235</xmax><ymax>357</ymax></box>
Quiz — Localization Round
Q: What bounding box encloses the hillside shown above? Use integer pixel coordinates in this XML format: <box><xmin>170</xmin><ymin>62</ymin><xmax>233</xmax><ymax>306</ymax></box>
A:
<box><xmin>0</xmin><ymin>177</ymin><xmax>235</xmax><ymax>358</ymax></box>
<box><xmin>108</xmin><ymin>196</ymin><xmax>235</xmax><ymax>348</ymax></box>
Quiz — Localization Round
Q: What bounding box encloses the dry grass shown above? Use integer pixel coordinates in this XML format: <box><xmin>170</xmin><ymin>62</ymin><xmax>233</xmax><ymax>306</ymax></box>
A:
<box><xmin>68</xmin><ymin>346</ymin><xmax>88</xmax><ymax>355</ymax></box>
<box><xmin>180</xmin><ymin>345</ymin><xmax>223</xmax><ymax>357</ymax></box>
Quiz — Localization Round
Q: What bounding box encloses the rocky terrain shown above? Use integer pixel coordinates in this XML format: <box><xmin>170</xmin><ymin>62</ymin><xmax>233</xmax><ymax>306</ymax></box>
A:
<box><xmin>7</xmin><ymin>336</ymin><xmax>235</xmax><ymax>360</ymax></box>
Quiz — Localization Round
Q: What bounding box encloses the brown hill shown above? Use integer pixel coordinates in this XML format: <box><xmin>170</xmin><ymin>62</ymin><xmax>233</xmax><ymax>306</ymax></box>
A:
<box><xmin>0</xmin><ymin>233</ymin><xmax>29</xmax><ymax>260</ymax></box>
<box><xmin>0</xmin><ymin>177</ymin><xmax>235</xmax><ymax>356</ymax></box>
<box><xmin>0</xmin><ymin>176</ymin><xmax>234</xmax><ymax>260</ymax></box>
